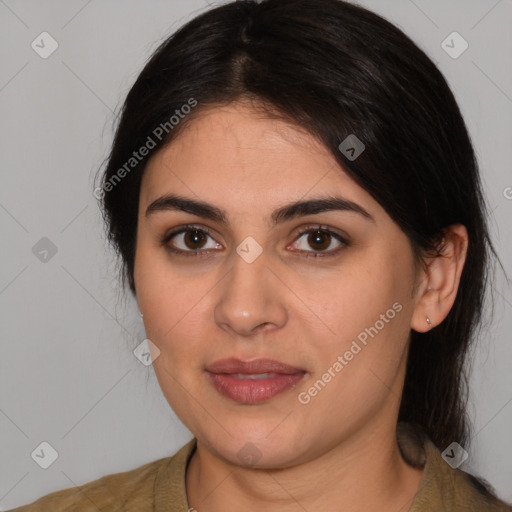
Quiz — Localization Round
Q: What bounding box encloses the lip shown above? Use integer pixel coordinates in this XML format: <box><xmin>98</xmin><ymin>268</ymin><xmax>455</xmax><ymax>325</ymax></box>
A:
<box><xmin>206</xmin><ymin>358</ymin><xmax>303</xmax><ymax>374</ymax></box>
<box><xmin>206</xmin><ymin>358</ymin><xmax>306</xmax><ymax>404</ymax></box>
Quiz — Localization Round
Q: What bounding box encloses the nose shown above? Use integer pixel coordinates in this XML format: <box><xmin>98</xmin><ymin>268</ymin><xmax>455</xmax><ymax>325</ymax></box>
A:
<box><xmin>213</xmin><ymin>250</ymin><xmax>288</xmax><ymax>337</ymax></box>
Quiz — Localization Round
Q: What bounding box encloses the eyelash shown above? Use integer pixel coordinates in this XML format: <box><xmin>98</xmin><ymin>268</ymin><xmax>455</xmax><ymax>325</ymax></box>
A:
<box><xmin>161</xmin><ymin>224</ymin><xmax>350</xmax><ymax>259</ymax></box>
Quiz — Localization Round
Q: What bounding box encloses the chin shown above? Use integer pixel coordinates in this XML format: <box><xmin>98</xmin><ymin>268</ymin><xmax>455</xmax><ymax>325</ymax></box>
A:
<box><xmin>194</xmin><ymin>418</ymin><xmax>313</xmax><ymax>469</ymax></box>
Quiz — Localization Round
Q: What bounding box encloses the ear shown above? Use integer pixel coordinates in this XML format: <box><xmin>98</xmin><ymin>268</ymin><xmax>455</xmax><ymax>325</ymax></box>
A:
<box><xmin>411</xmin><ymin>224</ymin><xmax>469</xmax><ymax>333</ymax></box>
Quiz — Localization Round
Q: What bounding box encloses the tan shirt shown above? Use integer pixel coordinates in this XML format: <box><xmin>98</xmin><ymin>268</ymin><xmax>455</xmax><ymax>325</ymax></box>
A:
<box><xmin>8</xmin><ymin>423</ymin><xmax>512</xmax><ymax>511</ymax></box>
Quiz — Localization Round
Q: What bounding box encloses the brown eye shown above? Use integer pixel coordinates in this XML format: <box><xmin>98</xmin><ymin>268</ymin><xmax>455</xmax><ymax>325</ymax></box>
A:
<box><xmin>163</xmin><ymin>227</ymin><xmax>222</xmax><ymax>255</ymax></box>
<box><xmin>289</xmin><ymin>227</ymin><xmax>348</xmax><ymax>257</ymax></box>
<box><xmin>183</xmin><ymin>229</ymin><xmax>208</xmax><ymax>250</ymax></box>
<box><xmin>307</xmin><ymin>230</ymin><xmax>332</xmax><ymax>251</ymax></box>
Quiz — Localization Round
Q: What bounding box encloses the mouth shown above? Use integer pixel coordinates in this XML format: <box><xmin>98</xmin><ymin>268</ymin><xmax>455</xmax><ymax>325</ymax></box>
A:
<box><xmin>205</xmin><ymin>358</ymin><xmax>306</xmax><ymax>404</ymax></box>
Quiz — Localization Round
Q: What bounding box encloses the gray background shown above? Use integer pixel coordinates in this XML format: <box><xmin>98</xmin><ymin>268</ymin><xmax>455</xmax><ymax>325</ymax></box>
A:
<box><xmin>1</xmin><ymin>0</ymin><xmax>511</xmax><ymax>508</ymax></box>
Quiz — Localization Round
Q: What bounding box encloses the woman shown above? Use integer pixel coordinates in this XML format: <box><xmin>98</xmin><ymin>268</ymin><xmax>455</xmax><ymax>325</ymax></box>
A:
<box><xmin>10</xmin><ymin>0</ymin><xmax>511</xmax><ymax>510</ymax></box>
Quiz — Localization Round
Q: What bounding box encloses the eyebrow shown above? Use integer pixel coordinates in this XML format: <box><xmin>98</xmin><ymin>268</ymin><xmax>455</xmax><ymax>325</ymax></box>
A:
<box><xmin>145</xmin><ymin>193</ymin><xmax>374</xmax><ymax>224</ymax></box>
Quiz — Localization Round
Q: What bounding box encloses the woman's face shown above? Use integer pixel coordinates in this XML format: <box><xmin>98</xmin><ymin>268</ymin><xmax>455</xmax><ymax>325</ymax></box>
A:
<box><xmin>134</xmin><ymin>101</ymin><xmax>424</xmax><ymax>467</ymax></box>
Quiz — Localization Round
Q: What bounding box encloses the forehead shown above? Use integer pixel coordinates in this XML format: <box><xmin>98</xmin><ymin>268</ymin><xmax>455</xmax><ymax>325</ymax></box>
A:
<box><xmin>140</xmin><ymin>102</ymin><xmax>378</xmax><ymax>218</ymax></box>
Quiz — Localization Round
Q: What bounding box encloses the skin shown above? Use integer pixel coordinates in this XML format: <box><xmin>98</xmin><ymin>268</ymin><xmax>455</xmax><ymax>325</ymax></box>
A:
<box><xmin>134</xmin><ymin>100</ymin><xmax>468</xmax><ymax>512</ymax></box>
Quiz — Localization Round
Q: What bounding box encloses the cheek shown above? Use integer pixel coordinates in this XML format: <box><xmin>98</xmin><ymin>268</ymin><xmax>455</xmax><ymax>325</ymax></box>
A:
<box><xmin>310</xmin><ymin>253</ymin><xmax>411</xmax><ymax>345</ymax></box>
<box><xmin>303</xmin><ymin>246</ymin><xmax>414</xmax><ymax>391</ymax></box>
<box><xmin>135</xmin><ymin>240</ymin><xmax>209</xmax><ymax>338</ymax></box>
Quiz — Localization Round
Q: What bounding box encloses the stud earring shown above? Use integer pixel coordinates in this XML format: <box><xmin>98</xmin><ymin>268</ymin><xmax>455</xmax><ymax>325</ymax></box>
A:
<box><xmin>139</xmin><ymin>311</ymin><xmax>144</xmax><ymax>319</ymax></box>
<box><xmin>426</xmin><ymin>317</ymin><xmax>433</xmax><ymax>330</ymax></box>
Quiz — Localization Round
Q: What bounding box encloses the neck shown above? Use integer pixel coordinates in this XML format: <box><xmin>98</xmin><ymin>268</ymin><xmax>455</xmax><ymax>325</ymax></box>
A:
<box><xmin>185</xmin><ymin>418</ymin><xmax>424</xmax><ymax>512</ymax></box>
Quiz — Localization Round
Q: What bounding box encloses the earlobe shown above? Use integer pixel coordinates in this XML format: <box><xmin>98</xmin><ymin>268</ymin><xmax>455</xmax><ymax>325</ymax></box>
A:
<box><xmin>411</xmin><ymin>224</ymin><xmax>469</xmax><ymax>333</ymax></box>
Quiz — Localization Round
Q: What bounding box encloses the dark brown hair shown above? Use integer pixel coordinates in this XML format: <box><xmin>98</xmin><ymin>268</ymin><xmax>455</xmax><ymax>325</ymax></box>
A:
<box><xmin>97</xmin><ymin>0</ymin><xmax>499</xmax><ymax>455</ymax></box>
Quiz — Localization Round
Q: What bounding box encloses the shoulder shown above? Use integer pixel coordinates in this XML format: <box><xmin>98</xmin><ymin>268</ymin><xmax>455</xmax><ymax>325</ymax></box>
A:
<box><xmin>7</xmin><ymin>439</ymin><xmax>196</xmax><ymax>512</ymax></box>
<box><xmin>398</xmin><ymin>423</ymin><xmax>512</xmax><ymax>511</ymax></box>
